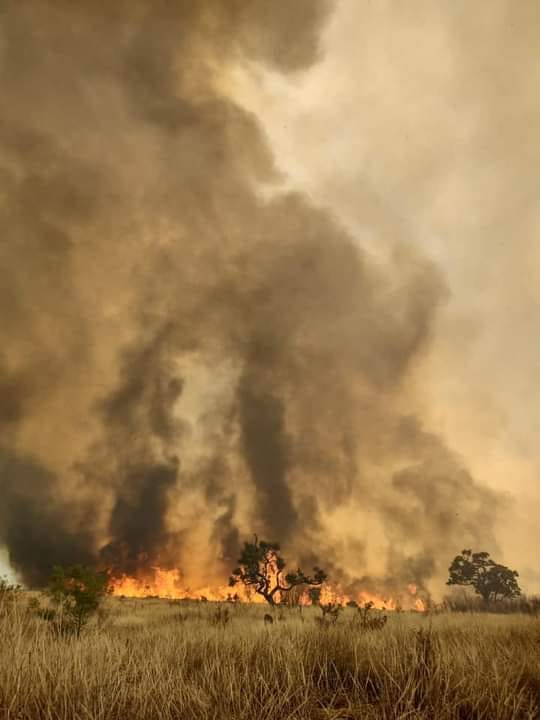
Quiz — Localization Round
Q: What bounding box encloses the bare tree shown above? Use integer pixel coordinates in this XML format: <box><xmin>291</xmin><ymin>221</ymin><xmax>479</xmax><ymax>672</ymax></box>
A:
<box><xmin>229</xmin><ymin>535</ymin><xmax>327</xmax><ymax>606</ymax></box>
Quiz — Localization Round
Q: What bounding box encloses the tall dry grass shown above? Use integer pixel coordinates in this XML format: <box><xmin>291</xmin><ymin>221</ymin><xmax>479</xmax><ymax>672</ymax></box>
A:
<box><xmin>0</xmin><ymin>593</ymin><xmax>538</xmax><ymax>720</ymax></box>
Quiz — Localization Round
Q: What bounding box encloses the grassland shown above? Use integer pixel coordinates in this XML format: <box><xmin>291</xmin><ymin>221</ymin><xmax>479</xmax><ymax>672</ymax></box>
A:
<box><xmin>0</xmin><ymin>594</ymin><xmax>539</xmax><ymax>720</ymax></box>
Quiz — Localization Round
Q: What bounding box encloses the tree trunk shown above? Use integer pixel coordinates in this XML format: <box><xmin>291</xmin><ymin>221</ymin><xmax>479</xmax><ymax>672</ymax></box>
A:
<box><xmin>479</xmin><ymin>589</ymin><xmax>491</xmax><ymax>605</ymax></box>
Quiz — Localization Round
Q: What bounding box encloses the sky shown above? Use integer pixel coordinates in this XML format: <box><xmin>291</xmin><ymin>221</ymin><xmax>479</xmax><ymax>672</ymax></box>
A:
<box><xmin>0</xmin><ymin>0</ymin><xmax>538</xmax><ymax>596</ymax></box>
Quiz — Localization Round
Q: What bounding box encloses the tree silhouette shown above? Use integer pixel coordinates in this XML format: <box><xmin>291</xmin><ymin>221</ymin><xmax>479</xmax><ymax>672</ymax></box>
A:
<box><xmin>447</xmin><ymin>550</ymin><xmax>521</xmax><ymax>603</ymax></box>
<box><xmin>229</xmin><ymin>536</ymin><xmax>327</xmax><ymax>605</ymax></box>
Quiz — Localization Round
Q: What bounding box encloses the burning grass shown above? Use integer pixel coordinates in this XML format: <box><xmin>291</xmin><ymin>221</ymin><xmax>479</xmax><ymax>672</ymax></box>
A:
<box><xmin>0</xmin><ymin>594</ymin><xmax>538</xmax><ymax>720</ymax></box>
<box><xmin>108</xmin><ymin>567</ymin><xmax>418</xmax><ymax>610</ymax></box>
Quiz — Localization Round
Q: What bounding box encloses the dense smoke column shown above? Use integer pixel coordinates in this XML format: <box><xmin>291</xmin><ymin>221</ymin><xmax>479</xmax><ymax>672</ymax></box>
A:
<box><xmin>0</xmin><ymin>119</ymin><xmax>111</xmax><ymax>585</ymax></box>
<box><xmin>0</xmin><ymin>450</ymin><xmax>96</xmax><ymax>586</ymax></box>
<box><xmin>85</xmin><ymin>321</ymin><xmax>187</xmax><ymax>574</ymax></box>
<box><xmin>238</xmin><ymin>359</ymin><xmax>297</xmax><ymax>544</ymax></box>
<box><xmin>0</xmin><ymin>0</ymin><xmax>503</xmax><ymax>590</ymax></box>
<box><xmin>100</xmin><ymin>461</ymin><xmax>179</xmax><ymax>575</ymax></box>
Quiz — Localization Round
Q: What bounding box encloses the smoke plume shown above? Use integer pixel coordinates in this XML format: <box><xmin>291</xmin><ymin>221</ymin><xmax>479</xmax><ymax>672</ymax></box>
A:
<box><xmin>0</xmin><ymin>0</ymin><xmax>502</xmax><ymax>595</ymax></box>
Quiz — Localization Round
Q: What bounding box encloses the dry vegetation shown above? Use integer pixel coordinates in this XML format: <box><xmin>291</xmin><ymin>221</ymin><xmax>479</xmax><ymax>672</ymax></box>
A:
<box><xmin>1</xmin><ymin>593</ymin><xmax>539</xmax><ymax>720</ymax></box>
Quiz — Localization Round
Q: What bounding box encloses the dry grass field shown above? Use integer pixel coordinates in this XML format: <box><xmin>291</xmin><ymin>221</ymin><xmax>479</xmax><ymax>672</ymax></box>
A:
<box><xmin>1</xmin><ymin>594</ymin><xmax>539</xmax><ymax>720</ymax></box>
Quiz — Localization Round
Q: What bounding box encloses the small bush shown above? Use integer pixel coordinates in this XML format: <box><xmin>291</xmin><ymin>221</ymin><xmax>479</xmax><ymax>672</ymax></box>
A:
<box><xmin>355</xmin><ymin>601</ymin><xmax>388</xmax><ymax>631</ymax></box>
<box><xmin>48</xmin><ymin>565</ymin><xmax>109</xmax><ymax>637</ymax></box>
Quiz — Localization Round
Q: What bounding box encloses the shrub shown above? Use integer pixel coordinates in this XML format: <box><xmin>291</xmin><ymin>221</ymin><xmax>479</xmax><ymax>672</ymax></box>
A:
<box><xmin>48</xmin><ymin>565</ymin><xmax>109</xmax><ymax>637</ymax></box>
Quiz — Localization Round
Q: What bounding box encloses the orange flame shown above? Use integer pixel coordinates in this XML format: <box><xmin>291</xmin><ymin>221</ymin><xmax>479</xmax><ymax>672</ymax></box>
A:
<box><xmin>109</xmin><ymin>567</ymin><xmax>427</xmax><ymax>610</ymax></box>
<box><xmin>109</xmin><ymin>567</ymin><xmax>265</xmax><ymax>603</ymax></box>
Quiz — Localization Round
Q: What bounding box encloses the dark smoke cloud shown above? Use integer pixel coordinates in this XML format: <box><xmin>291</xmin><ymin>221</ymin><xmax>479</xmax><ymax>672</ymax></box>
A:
<box><xmin>0</xmin><ymin>0</ymin><xmax>502</xmax><ymax>593</ymax></box>
<box><xmin>100</xmin><ymin>460</ymin><xmax>179</xmax><ymax>575</ymax></box>
<box><xmin>0</xmin><ymin>449</ymin><xmax>95</xmax><ymax>586</ymax></box>
<box><xmin>238</xmin><ymin>367</ymin><xmax>296</xmax><ymax>544</ymax></box>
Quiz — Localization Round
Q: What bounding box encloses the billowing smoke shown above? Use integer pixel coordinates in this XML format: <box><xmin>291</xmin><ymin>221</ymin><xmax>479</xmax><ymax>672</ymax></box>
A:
<box><xmin>0</xmin><ymin>0</ymin><xmax>502</xmax><ymax>595</ymax></box>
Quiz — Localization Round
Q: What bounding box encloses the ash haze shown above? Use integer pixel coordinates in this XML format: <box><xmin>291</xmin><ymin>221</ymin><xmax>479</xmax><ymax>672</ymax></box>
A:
<box><xmin>0</xmin><ymin>1</ymin><xmax>537</xmax><ymax>598</ymax></box>
<box><xmin>229</xmin><ymin>0</ymin><xmax>540</xmax><ymax>592</ymax></box>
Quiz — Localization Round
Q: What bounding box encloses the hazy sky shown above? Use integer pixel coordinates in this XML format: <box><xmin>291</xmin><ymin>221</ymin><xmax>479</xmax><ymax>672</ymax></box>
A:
<box><xmin>1</xmin><ymin>0</ymin><xmax>538</xmax><ymax>595</ymax></box>
<box><xmin>229</xmin><ymin>0</ymin><xmax>540</xmax><ymax>588</ymax></box>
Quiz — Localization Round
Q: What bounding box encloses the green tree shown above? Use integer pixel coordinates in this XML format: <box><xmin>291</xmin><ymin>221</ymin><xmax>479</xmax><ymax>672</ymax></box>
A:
<box><xmin>48</xmin><ymin>565</ymin><xmax>109</xmax><ymax>636</ymax></box>
<box><xmin>447</xmin><ymin>550</ymin><xmax>521</xmax><ymax>603</ymax></box>
<box><xmin>229</xmin><ymin>536</ymin><xmax>327</xmax><ymax>606</ymax></box>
